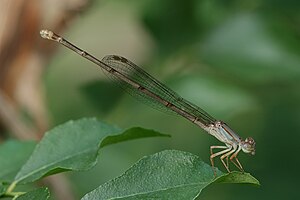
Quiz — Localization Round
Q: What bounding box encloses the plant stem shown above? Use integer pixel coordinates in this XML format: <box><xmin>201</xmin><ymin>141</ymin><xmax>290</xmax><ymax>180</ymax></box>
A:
<box><xmin>6</xmin><ymin>181</ymin><xmax>17</xmax><ymax>193</ymax></box>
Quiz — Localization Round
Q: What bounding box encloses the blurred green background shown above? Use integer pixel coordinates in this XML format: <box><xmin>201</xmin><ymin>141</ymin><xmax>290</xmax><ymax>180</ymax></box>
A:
<box><xmin>44</xmin><ymin>0</ymin><xmax>300</xmax><ymax>199</ymax></box>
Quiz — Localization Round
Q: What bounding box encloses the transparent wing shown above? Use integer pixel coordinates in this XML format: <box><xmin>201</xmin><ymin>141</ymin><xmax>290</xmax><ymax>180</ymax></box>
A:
<box><xmin>101</xmin><ymin>55</ymin><xmax>216</xmax><ymax>125</ymax></box>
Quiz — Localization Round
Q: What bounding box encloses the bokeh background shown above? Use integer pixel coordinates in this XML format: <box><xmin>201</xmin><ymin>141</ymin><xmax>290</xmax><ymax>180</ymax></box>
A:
<box><xmin>1</xmin><ymin>0</ymin><xmax>300</xmax><ymax>199</ymax></box>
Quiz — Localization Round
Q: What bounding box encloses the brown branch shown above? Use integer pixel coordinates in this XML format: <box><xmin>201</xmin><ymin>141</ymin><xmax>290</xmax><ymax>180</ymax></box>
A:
<box><xmin>0</xmin><ymin>0</ymin><xmax>95</xmax><ymax>199</ymax></box>
<box><xmin>0</xmin><ymin>90</ymin><xmax>38</xmax><ymax>140</ymax></box>
<box><xmin>42</xmin><ymin>175</ymin><xmax>75</xmax><ymax>200</ymax></box>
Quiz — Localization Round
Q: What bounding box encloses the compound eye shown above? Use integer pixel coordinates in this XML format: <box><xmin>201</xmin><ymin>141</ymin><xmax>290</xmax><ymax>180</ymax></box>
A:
<box><xmin>245</xmin><ymin>137</ymin><xmax>255</xmax><ymax>145</ymax></box>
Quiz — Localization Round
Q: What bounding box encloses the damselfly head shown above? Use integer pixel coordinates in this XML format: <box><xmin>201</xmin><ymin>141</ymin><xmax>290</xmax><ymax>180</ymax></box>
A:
<box><xmin>241</xmin><ymin>137</ymin><xmax>256</xmax><ymax>155</ymax></box>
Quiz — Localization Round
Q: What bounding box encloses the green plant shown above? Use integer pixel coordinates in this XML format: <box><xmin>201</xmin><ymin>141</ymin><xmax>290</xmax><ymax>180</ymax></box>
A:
<box><xmin>0</xmin><ymin>118</ymin><xmax>259</xmax><ymax>200</ymax></box>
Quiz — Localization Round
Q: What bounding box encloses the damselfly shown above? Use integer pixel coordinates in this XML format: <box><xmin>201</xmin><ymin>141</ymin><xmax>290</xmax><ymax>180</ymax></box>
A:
<box><xmin>40</xmin><ymin>30</ymin><xmax>256</xmax><ymax>174</ymax></box>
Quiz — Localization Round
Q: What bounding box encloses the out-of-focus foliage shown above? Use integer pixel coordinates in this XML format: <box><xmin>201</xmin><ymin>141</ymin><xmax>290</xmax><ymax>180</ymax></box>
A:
<box><xmin>44</xmin><ymin>0</ymin><xmax>300</xmax><ymax>199</ymax></box>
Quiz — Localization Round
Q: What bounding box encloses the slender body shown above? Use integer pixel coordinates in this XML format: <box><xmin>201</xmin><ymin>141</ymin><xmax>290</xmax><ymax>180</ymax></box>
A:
<box><xmin>40</xmin><ymin>30</ymin><xmax>256</xmax><ymax>174</ymax></box>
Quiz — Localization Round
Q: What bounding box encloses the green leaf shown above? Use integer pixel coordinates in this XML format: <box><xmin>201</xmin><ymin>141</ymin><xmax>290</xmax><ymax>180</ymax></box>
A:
<box><xmin>213</xmin><ymin>171</ymin><xmax>260</xmax><ymax>185</ymax></box>
<box><xmin>0</xmin><ymin>140</ymin><xmax>36</xmax><ymax>183</ymax></box>
<box><xmin>100</xmin><ymin>127</ymin><xmax>170</xmax><ymax>148</ymax></box>
<box><xmin>81</xmin><ymin>150</ymin><xmax>217</xmax><ymax>200</ymax></box>
<box><xmin>14</xmin><ymin>118</ymin><xmax>169</xmax><ymax>184</ymax></box>
<box><xmin>82</xmin><ymin>150</ymin><xmax>259</xmax><ymax>200</ymax></box>
<box><xmin>16</xmin><ymin>187</ymin><xmax>50</xmax><ymax>200</ymax></box>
